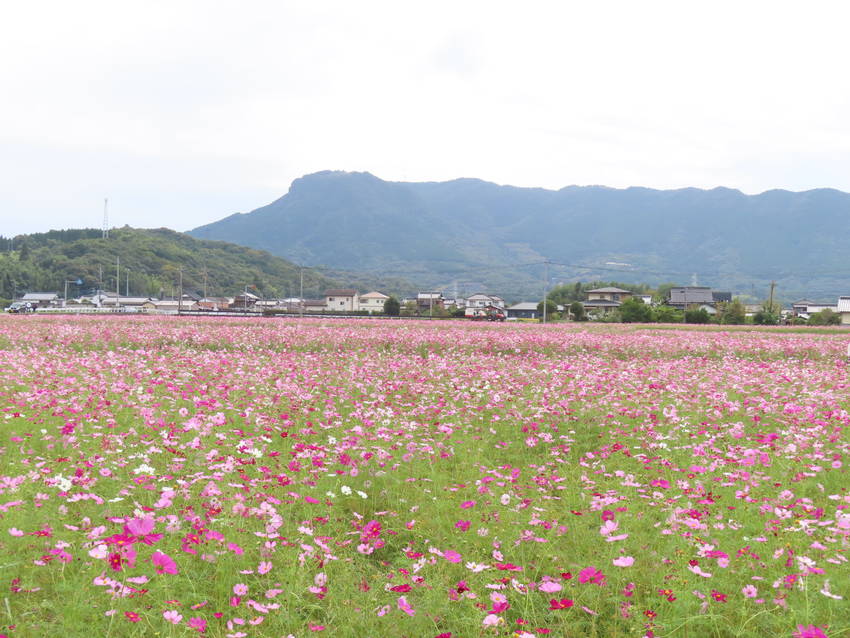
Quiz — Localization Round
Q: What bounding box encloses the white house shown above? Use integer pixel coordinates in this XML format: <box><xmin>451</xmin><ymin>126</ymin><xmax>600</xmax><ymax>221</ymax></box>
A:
<box><xmin>466</xmin><ymin>293</ymin><xmax>505</xmax><ymax>309</ymax></box>
<box><xmin>325</xmin><ymin>289</ymin><xmax>359</xmax><ymax>311</ymax></box>
<box><xmin>837</xmin><ymin>296</ymin><xmax>850</xmax><ymax>325</ymax></box>
<box><xmin>358</xmin><ymin>291</ymin><xmax>389</xmax><ymax>313</ymax></box>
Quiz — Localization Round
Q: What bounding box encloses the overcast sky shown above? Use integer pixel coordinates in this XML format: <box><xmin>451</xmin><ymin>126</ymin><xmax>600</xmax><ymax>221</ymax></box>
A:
<box><xmin>2</xmin><ymin>0</ymin><xmax>849</xmax><ymax>237</ymax></box>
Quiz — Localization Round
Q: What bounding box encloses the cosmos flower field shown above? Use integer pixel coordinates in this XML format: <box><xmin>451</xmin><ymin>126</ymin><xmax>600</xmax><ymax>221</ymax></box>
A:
<box><xmin>0</xmin><ymin>316</ymin><xmax>848</xmax><ymax>638</ymax></box>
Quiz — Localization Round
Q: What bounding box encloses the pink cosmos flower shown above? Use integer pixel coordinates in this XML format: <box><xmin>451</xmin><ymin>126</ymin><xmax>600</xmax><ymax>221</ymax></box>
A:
<box><xmin>233</xmin><ymin>583</ymin><xmax>248</xmax><ymax>596</ymax></box>
<box><xmin>151</xmin><ymin>551</ymin><xmax>178</xmax><ymax>575</ymax></box>
<box><xmin>124</xmin><ymin>516</ymin><xmax>163</xmax><ymax>545</ymax></box>
<box><xmin>443</xmin><ymin>550</ymin><xmax>462</xmax><ymax>563</ymax></box>
<box><xmin>163</xmin><ymin>610</ymin><xmax>183</xmax><ymax>624</ymax></box>
<box><xmin>793</xmin><ymin>625</ymin><xmax>829</xmax><ymax>638</ymax></box>
<box><xmin>187</xmin><ymin>617</ymin><xmax>207</xmax><ymax>632</ymax></box>
<box><xmin>397</xmin><ymin>596</ymin><xmax>415</xmax><ymax>616</ymax></box>
<box><xmin>613</xmin><ymin>556</ymin><xmax>635</xmax><ymax>567</ymax></box>
<box><xmin>538</xmin><ymin>581</ymin><xmax>562</xmax><ymax>593</ymax></box>
<box><xmin>741</xmin><ymin>585</ymin><xmax>758</xmax><ymax>598</ymax></box>
<box><xmin>578</xmin><ymin>566</ymin><xmax>606</xmax><ymax>586</ymax></box>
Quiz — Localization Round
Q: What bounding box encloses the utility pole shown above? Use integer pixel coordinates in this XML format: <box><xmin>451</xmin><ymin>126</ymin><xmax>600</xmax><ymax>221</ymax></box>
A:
<box><xmin>116</xmin><ymin>256</ymin><xmax>120</xmax><ymax>295</ymax></box>
<box><xmin>202</xmin><ymin>268</ymin><xmax>208</xmax><ymax>300</ymax></box>
<box><xmin>768</xmin><ymin>281</ymin><xmax>776</xmax><ymax>314</ymax></box>
<box><xmin>299</xmin><ymin>268</ymin><xmax>304</xmax><ymax>319</ymax></box>
<box><xmin>543</xmin><ymin>260</ymin><xmax>550</xmax><ymax>324</ymax></box>
<box><xmin>125</xmin><ymin>270</ymin><xmax>129</xmax><ymax>297</ymax></box>
<box><xmin>178</xmin><ymin>269</ymin><xmax>183</xmax><ymax>314</ymax></box>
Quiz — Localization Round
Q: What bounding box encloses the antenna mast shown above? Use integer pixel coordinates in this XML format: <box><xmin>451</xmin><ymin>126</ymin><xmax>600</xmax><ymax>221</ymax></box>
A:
<box><xmin>102</xmin><ymin>198</ymin><xmax>109</xmax><ymax>239</ymax></box>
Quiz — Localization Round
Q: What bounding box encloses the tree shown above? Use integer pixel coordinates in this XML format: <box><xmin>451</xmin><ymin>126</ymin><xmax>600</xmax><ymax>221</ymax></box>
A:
<box><xmin>537</xmin><ymin>297</ymin><xmax>561</xmax><ymax>319</ymax></box>
<box><xmin>383</xmin><ymin>295</ymin><xmax>400</xmax><ymax>316</ymax></box>
<box><xmin>618</xmin><ymin>297</ymin><xmax>652</xmax><ymax>323</ymax></box>
<box><xmin>752</xmin><ymin>310</ymin><xmax>779</xmax><ymax>325</ymax></box>
<box><xmin>717</xmin><ymin>299</ymin><xmax>746</xmax><ymax>325</ymax></box>
<box><xmin>684</xmin><ymin>306</ymin><xmax>710</xmax><ymax>324</ymax></box>
<box><xmin>652</xmin><ymin>305</ymin><xmax>683</xmax><ymax>323</ymax></box>
<box><xmin>400</xmin><ymin>300</ymin><xmax>418</xmax><ymax>317</ymax></box>
<box><xmin>653</xmin><ymin>282</ymin><xmax>679</xmax><ymax>304</ymax></box>
<box><xmin>569</xmin><ymin>301</ymin><xmax>586</xmax><ymax>321</ymax></box>
<box><xmin>808</xmin><ymin>308</ymin><xmax>839</xmax><ymax>326</ymax></box>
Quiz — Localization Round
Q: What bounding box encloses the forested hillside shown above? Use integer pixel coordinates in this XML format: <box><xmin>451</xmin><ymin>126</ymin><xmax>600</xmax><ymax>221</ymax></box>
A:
<box><xmin>0</xmin><ymin>227</ymin><xmax>336</xmax><ymax>301</ymax></box>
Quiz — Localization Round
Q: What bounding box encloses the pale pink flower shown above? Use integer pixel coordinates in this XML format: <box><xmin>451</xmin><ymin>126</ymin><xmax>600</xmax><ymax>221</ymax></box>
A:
<box><xmin>163</xmin><ymin>610</ymin><xmax>182</xmax><ymax>624</ymax></box>
<box><xmin>233</xmin><ymin>583</ymin><xmax>248</xmax><ymax>596</ymax></box>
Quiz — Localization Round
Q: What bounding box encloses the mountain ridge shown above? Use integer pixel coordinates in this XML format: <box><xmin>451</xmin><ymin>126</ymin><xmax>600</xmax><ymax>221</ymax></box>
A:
<box><xmin>189</xmin><ymin>171</ymin><xmax>850</xmax><ymax>301</ymax></box>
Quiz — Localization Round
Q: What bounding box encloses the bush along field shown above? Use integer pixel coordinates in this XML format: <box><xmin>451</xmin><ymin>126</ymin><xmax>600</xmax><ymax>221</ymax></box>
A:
<box><xmin>0</xmin><ymin>316</ymin><xmax>847</xmax><ymax>638</ymax></box>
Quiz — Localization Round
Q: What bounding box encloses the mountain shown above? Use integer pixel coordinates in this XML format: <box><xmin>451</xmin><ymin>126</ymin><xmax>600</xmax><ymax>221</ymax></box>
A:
<box><xmin>0</xmin><ymin>227</ymin><xmax>337</xmax><ymax>302</ymax></box>
<box><xmin>189</xmin><ymin>171</ymin><xmax>850</xmax><ymax>301</ymax></box>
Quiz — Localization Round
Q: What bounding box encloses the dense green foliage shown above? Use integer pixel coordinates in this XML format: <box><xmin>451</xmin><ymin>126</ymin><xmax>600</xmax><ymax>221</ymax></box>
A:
<box><xmin>716</xmin><ymin>299</ymin><xmax>747</xmax><ymax>324</ymax></box>
<box><xmin>190</xmin><ymin>170</ymin><xmax>850</xmax><ymax>300</ymax></box>
<box><xmin>808</xmin><ymin>308</ymin><xmax>841</xmax><ymax>325</ymax></box>
<box><xmin>618</xmin><ymin>297</ymin><xmax>652</xmax><ymax>322</ymax></box>
<box><xmin>0</xmin><ymin>227</ymin><xmax>336</xmax><ymax>300</ymax></box>
<box><xmin>383</xmin><ymin>295</ymin><xmax>400</xmax><ymax>316</ymax></box>
<box><xmin>684</xmin><ymin>307</ymin><xmax>711</xmax><ymax>324</ymax></box>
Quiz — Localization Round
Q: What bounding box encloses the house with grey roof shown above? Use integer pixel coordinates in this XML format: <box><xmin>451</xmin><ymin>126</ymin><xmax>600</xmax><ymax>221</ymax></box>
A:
<box><xmin>667</xmin><ymin>286</ymin><xmax>714</xmax><ymax>310</ymax></box>
<box><xmin>20</xmin><ymin>292</ymin><xmax>60</xmax><ymax>308</ymax></box>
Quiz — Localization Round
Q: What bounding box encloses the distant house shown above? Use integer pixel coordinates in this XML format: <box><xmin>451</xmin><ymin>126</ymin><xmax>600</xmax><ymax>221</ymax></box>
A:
<box><xmin>838</xmin><ymin>297</ymin><xmax>850</xmax><ymax>325</ymax></box>
<box><xmin>586</xmin><ymin>287</ymin><xmax>632</xmax><ymax>303</ymax></box>
<box><xmin>582</xmin><ymin>298</ymin><xmax>622</xmax><ymax>314</ymax></box>
<box><xmin>303</xmin><ymin>299</ymin><xmax>327</xmax><ymax>313</ymax></box>
<box><xmin>466</xmin><ymin>293</ymin><xmax>505</xmax><ymax>309</ymax></box>
<box><xmin>197</xmin><ymin>297</ymin><xmax>231</xmax><ymax>311</ymax></box>
<box><xmin>233</xmin><ymin>291</ymin><xmax>260</xmax><ymax>309</ymax></box>
<box><xmin>506</xmin><ymin>302</ymin><xmax>539</xmax><ymax>319</ymax></box>
<box><xmin>416</xmin><ymin>291</ymin><xmax>444</xmax><ymax>313</ymax></box>
<box><xmin>667</xmin><ymin>287</ymin><xmax>714</xmax><ymax>310</ymax></box>
<box><xmin>101</xmin><ymin>296</ymin><xmax>153</xmax><ymax>309</ymax></box>
<box><xmin>358</xmin><ymin>291</ymin><xmax>389</xmax><ymax>313</ymax></box>
<box><xmin>20</xmin><ymin>292</ymin><xmax>60</xmax><ymax>308</ymax></box>
<box><xmin>150</xmin><ymin>299</ymin><xmax>198</xmax><ymax>313</ymax></box>
<box><xmin>712</xmin><ymin>291</ymin><xmax>732</xmax><ymax>303</ymax></box>
<box><xmin>325</xmin><ymin>289</ymin><xmax>359</xmax><ymax>311</ymax></box>
<box><xmin>792</xmin><ymin>299</ymin><xmax>817</xmax><ymax>317</ymax></box>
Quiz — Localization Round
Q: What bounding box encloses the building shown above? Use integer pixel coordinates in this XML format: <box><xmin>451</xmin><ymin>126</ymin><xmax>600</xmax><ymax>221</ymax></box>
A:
<box><xmin>582</xmin><ymin>298</ymin><xmax>622</xmax><ymax>315</ymax></box>
<box><xmin>358</xmin><ymin>291</ymin><xmax>390</xmax><ymax>313</ymax></box>
<box><xmin>19</xmin><ymin>292</ymin><xmax>60</xmax><ymax>308</ymax></box>
<box><xmin>101</xmin><ymin>295</ymin><xmax>153</xmax><ymax>309</ymax></box>
<box><xmin>416</xmin><ymin>292</ymin><xmax>444</xmax><ymax>313</ymax></box>
<box><xmin>232</xmin><ymin>291</ymin><xmax>260</xmax><ymax>309</ymax></box>
<box><xmin>302</xmin><ymin>299</ymin><xmax>327</xmax><ymax>313</ymax></box>
<box><xmin>586</xmin><ymin>287</ymin><xmax>633</xmax><ymax>303</ymax></box>
<box><xmin>506</xmin><ymin>302</ymin><xmax>539</xmax><ymax>319</ymax></box>
<box><xmin>465</xmin><ymin>293</ymin><xmax>505</xmax><ymax>309</ymax></box>
<box><xmin>325</xmin><ymin>289</ymin><xmax>359</xmax><ymax>311</ymax></box>
<box><xmin>838</xmin><ymin>297</ymin><xmax>850</xmax><ymax>325</ymax></box>
<box><xmin>667</xmin><ymin>287</ymin><xmax>714</xmax><ymax>310</ymax></box>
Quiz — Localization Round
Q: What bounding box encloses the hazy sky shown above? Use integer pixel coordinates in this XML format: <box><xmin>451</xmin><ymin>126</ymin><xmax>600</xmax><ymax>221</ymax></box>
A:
<box><xmin>2</xmin><ymin>0</ymin><xmax>849</xmax><ymax>236</ymax></box>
